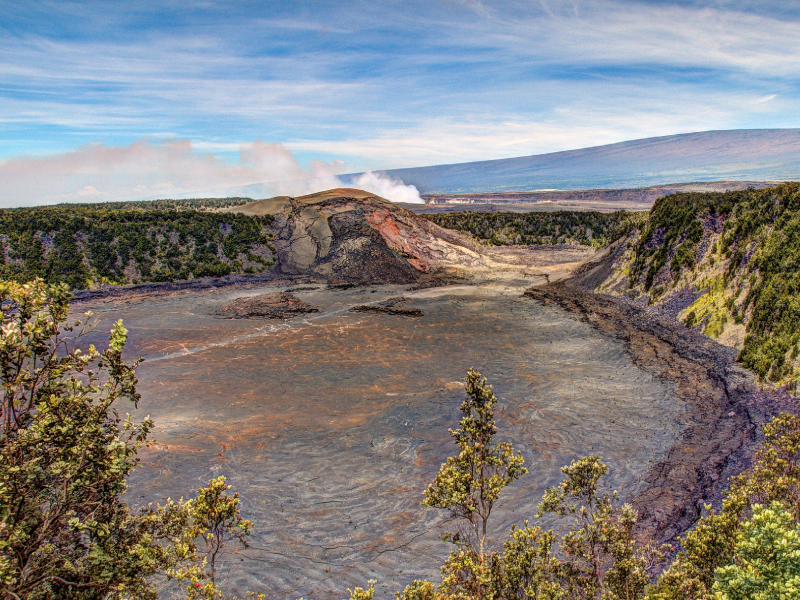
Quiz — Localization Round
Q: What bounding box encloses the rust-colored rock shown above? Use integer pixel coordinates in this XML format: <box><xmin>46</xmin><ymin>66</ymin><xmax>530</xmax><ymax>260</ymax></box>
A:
<box><xmin>224</xmin><ymin>189</ymin><xmax>591</xmax><ymax>285</ymax></box>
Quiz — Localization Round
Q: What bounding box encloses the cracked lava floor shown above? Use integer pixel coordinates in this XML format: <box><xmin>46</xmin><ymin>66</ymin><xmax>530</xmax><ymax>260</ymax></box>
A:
<box><xmin>78</xmin><ymin>281</ymin><xmax>685</xmax><ymax>599</ymax></box>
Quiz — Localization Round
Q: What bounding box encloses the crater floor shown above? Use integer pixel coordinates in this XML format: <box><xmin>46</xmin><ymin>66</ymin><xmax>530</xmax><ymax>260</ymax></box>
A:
<box><xmin>79</xmin><ymin>281</ymin><xmax>684</xmax><ymax>599</ymax></box>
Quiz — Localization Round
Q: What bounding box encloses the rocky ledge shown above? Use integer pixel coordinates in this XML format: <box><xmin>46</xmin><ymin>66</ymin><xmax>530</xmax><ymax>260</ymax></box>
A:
<box><xmin>525</xmin><ymin>282</ymin><xmax>796</xmax><ymax>545</ymax></box>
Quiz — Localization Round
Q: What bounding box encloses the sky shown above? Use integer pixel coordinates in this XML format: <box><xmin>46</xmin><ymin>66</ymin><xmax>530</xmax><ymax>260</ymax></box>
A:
<box><xmin>2</xmin><ymin>0</ymin><xmax>800</xmax><ymax>205</ymax></box>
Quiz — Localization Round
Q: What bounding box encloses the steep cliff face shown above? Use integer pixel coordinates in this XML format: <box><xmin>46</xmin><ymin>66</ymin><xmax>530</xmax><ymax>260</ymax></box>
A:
<box><xmin>574</xmin><ymin>183</ymin><xmax>800</xmax><ymax>389</ymax></box>
<box><xmin>227</xmin><ymin>188</ymin><xmax>527</xmax><ymax>284</ymax></box>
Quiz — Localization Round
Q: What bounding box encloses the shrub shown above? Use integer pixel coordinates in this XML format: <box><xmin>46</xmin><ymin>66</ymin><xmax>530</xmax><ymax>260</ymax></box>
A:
<box><xmin>713</xmin><ymin>502</ymin><xmax>800</xmax><ymax>600</ymax></box>
<box><xmin>0</xmin><ymin>279</ymin><xmax>254</xmax><ymax>599</ymax></box>
<box><xmin>0</xmin><ymin>279</ymin><xmax>156</xmax><ymax>598</ymax></box>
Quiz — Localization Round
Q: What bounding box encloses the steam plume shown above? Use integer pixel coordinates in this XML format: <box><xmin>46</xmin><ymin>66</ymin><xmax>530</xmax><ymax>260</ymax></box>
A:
<box><xmin>351</xmin><ymin>171</ymin><xmax>423</xmax><ymax>204</ymax></box>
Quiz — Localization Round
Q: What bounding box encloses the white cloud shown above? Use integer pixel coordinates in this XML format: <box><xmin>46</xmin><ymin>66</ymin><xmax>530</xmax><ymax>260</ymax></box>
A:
<box><xmin>0</xmin><ymin>139</ymin><xmax>347</xmax><ymax>207</ymax></box>
<box><xmin>77</xmin><ymin>185</ymin><xmax>101</xmax><ymax>196</ymax></box>
<box><xmin>0</xmin><ymin>138</ymin><xmax>436</xmax><ymax>208</ymax></box>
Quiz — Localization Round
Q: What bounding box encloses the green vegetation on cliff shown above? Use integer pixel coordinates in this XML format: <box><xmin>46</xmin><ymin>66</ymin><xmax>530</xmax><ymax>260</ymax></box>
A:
<box><xmin>648</xmin><ymin>408</ymin><xmax>800</xmax><ymax>600</ymax></box>
<box><xmin>0</xmin><ymin>206</ymin><xmax>275</xmax><ymax>289</ymax></box>
<box><xmin>624</xmin><ymin>183</ymin><xmax>800</xmax><ymax>387</ymax></box>
<box><xmin>425</xmin><ymin>210</ymin><xmax>643</xmax><ymax>247</ymax></box>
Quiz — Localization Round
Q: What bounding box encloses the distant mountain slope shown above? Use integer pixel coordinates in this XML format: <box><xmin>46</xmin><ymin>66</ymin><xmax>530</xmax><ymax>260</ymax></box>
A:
<box><xmin>359</xmin><ymin>129</ymin><xmax>800</xmax><ymax>193</ymax></box>
<box><xmin>415</xmin><ymin>181</ymin><xmax>779</xmax><ymax>212</ymax></box>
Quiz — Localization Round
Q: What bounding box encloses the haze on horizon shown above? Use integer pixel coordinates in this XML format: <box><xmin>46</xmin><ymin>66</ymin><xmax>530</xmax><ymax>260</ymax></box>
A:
<box><xmin>2</xmin><ymin>0</ymin><xmax>800</xmax><ymax>206</ymax></box>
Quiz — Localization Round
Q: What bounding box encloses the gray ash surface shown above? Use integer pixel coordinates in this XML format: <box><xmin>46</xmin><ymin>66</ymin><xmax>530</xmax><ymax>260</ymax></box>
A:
<box><xmin>78</xmin><ymin>282</ymin><xmax>684</xmax><ymax>599</ymax></box>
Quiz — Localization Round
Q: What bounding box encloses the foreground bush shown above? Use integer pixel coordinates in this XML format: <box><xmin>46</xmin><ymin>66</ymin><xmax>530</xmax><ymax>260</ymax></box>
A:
<box><xmin>648</xmin><ymin>408</ymin><xmax>800</xmax><ymax>600</ymax></box>
<box><xmin>400</xmin><ymin>372</ymin><xmax>660</xmax><ymax>600</ymax></box>
<box><xmin>713</xmin><ymin>502</ymin><xmax>800</xmax><ymax>600</ymax></box>
<box><xmin>397</xmin><ymin>370</ymin><xmax>799</xmax><ymax>600</ymax></box>
<box><xmin>0</xmin><ymin>279</ymin><xmax>158</xmax><ymax>597</ymax></box>
<box><xmin>0</xmin><ymin>280</ymin><xmax>251</xmax><ymax>600</ymax></box>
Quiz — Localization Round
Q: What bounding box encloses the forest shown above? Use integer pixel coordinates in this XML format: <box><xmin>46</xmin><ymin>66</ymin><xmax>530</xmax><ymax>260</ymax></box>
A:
<box><xmin>424</xmin><ymin>210</ymin><xmax>644</xmax><ymax>247</ymax></box>
<box><xmin>0</xmin><ymin>205</ymin><xmax>275</xmax><ymax>289</ymax></box>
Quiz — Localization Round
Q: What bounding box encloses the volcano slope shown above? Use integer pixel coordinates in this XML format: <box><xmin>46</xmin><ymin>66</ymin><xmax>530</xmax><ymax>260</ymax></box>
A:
<box><xmin>224</xmin><ymin>188</ymin><xmax>585</xmax><ymax>284</ymax></box>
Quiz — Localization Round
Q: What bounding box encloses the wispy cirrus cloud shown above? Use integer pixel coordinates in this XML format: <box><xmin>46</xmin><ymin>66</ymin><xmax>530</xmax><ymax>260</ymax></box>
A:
<box><xmin>468</xmin><ymin>1</ymin><xmax>800</xmax><ymax>76</ymax></box>
<box><xmin>0</xmin><ymin>0</ymin><xmax>799</xmax><ymax>182</ymax></box>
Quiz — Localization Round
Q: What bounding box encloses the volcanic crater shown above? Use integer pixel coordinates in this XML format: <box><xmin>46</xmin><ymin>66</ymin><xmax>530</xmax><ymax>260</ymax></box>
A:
<box><xmin>72</xmin><ymin>190</ymin><xmax>785</xmax><ymax>599</ymax></box>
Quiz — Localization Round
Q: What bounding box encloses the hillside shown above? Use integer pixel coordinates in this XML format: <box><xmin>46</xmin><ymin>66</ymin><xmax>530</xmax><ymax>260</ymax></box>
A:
<box><xmin>225</xmin><ymin>188</ymin><xmax>479</xmax><ymax>282</ymax></box>
<box><xmin>224</xmin><ymin>188</ymin><xmax>578</xmax><ymax>283</ymax></box>
<box><xmin>352</xmin><ymin>129</ymin><xmax>800</xmax><ymax>193</ymax></box>
<box><xmin>574</xmin><ymin>183</ymin><xmax>800</xmax><ymax>389</ymax></box>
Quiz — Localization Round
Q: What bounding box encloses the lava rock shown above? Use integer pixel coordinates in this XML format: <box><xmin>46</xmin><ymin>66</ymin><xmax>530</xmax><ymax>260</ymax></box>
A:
<box><xmin>350</xmin><ymin>296</ymin><xmax>423</xmax><ymax>316</ymax></box>
<box><xmin>217</xmin><ymin>292</ymin><xmax>319</xmax><ymax>319</ymax></box>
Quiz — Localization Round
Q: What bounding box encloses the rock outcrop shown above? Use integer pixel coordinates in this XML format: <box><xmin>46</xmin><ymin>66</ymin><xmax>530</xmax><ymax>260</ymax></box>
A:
<box><xmin>349</xmin><ymin>296</ymin><xmax>424</xmax><ymax>317</ymax></box>
<box><xmin>226</xmin><ymin>188</ymin><xmax>512</xmax><ymax>284</ymax></box>
<box><xmin>216</xmin><ymin>292</ymin><xmax>319</xmax><ymax>319</ymax></box>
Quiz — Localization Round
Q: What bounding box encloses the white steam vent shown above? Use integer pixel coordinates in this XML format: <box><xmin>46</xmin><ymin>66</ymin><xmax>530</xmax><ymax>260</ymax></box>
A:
<box><xmin>352</xmin><ymin>171</ymin><xmax>423</xmax><ymax>204</ymax></box>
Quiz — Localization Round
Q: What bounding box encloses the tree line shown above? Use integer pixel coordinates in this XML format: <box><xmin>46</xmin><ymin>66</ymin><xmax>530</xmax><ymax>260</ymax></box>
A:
<box><xmin>0</xmin><ymin>206</ymin><xmax>275</xmax><ymax>290</ymax></box>
<box><xmin>63</xmin><ymin>197</ymin><xmax>254</xmax><ymax>212</ymax></box>
<box><xmin>424</xmin><ymin>211</ymin><xmax>644</xmax><ymax>248</ymax></box>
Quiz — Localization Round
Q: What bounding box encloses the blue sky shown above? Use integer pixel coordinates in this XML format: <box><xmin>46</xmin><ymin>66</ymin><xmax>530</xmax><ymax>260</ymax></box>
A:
<box><xmin>2</xmin><ymin>0</ymin><xmax>800</xmax><ymax>204</ymax></box>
